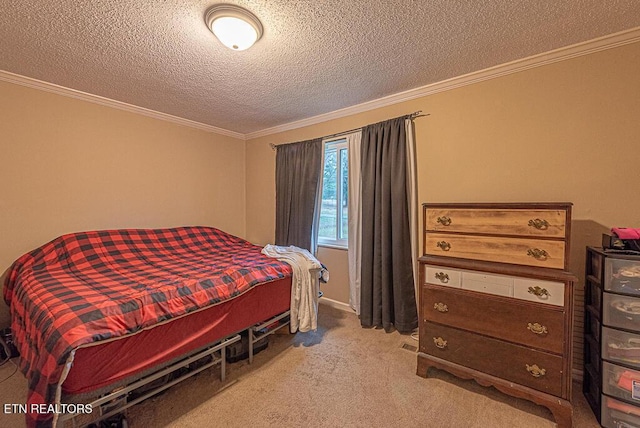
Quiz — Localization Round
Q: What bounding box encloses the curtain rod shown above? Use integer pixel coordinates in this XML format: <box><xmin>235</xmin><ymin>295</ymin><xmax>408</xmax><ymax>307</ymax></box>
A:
<box><xmin>269</xmin><ymin>110</ymin><xmax>428</xmax><ymax>151</ymax></box>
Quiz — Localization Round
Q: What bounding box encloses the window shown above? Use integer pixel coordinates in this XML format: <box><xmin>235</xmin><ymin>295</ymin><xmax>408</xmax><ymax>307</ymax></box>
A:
<box><xmin>318</xmin><ymin>139</ymin><xmax>348</xmax><ymax>248</ymax></box>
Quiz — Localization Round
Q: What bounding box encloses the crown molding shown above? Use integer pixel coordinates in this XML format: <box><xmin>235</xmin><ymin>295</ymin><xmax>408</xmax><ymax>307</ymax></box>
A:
<box><xmin>2</xmin><ymin>26</ymin><xmax>639</xmax><ymax>142</ymax></box>
<box><xmin>0</xmin><ymin>70</ymin><xmax>245</xmax><ymax>140</ymax></box>
<box><xmin>245</xmin><ymin>26</ymin><xmax>640</xmax><ymax>140</ymax></box>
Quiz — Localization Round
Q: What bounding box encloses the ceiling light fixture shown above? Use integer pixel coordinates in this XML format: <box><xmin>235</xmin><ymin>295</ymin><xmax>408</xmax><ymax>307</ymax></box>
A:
<box><xmin>205</xmin><ymin>4</ymin><xmax>263</xmax><ymax>51</ymax></box>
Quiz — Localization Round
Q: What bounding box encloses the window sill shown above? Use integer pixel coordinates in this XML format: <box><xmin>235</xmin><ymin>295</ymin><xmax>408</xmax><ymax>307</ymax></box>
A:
<box><xmin>318</xmin><ymin>243</ymin><xmax>348</xmax><ymax>251</ymax></box>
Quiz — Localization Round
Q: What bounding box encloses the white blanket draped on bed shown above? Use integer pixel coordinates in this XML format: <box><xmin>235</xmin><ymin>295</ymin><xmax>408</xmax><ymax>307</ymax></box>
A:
<box><xmin>261</xmin><ymin>244</ymin><xmax>323</xmax><ymax>333</ymax></box>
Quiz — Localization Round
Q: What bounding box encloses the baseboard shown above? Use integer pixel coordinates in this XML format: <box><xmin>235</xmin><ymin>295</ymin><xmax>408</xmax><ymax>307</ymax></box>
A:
<box><xmin>319</xmin><ymin>297</ymin><xmax>353</xmax><ymax>313</ymax></box>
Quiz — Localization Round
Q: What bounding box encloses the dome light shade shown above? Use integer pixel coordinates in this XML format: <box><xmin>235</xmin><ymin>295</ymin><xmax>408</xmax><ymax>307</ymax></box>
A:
<box><xmin>205</xmin><ymin>4</ymin><xmax>263</xmax><ymax>51</ymax></box>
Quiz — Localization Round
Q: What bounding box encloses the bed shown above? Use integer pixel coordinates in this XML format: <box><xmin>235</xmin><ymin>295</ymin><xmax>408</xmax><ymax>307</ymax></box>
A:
<box><xmin>2</xmin><ymin>226</ymin><xmax>298</xmax><ymax>428</ymax></box>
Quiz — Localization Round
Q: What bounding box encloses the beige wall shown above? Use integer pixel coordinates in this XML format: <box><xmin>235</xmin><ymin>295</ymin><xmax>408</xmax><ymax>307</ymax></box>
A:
<box><xmin>1</xmin><ymin>40</ymin><xmax>639</xmax><ymax>360</ymax></box>
<box><xmin>246</xmin><ymin>41</ymin><xmax>640</xmax><ymax>301</ymax></box>
<box><xmin>0</xmin><ymin>81</ymin><xmax>247</xmax><ymax>326</ymax></box>
<box><xmin>316</xmin><ymin>247</ymin><xmax>350</xmax><ymax>305</ymax></box>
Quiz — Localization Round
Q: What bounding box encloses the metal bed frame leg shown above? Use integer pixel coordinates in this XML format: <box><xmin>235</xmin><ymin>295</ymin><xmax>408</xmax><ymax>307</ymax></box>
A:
<box><xmin>220</xmin><ymin>349</ymin><xmax>226</xmax><ymax>382</ymax></box>
<box><xmin>248</xmin><ymin>328</ymin><xmax>254</xmax><ymax>364</ymax></box>
<box><xmin>247</xmin><ymin>309</ymin><xmax>292</xmax><ymax>364</ymax></box>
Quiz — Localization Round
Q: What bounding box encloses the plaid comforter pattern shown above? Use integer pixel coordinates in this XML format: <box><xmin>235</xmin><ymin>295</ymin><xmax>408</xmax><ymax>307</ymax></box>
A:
<box><xmin>3</xmin><ymin>227</ymin><xmax>292</xmax><ymax>428</ymax></box>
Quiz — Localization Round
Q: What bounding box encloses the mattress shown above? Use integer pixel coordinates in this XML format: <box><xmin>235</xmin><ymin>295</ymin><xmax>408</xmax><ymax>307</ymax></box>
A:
<box><xmin>63</xmin><ymin>276</ymin><xmax>291</xmax><ymax>397</ymax></box>
<box><xmin>3</xmin><ymin>226</ymin><xmax>293</xmax><ymax>427</ymax></box>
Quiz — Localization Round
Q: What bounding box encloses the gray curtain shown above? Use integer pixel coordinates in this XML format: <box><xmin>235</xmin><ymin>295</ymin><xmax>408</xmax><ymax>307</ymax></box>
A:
<box><xmin>275</xmin><ymin>138</ymin><xmax>323</xmax><ymax>251</ymax></box>
<box><xmin>360</xmin><ymin>117</ymin><xmax>418</xmax><ymax>333</ymax></box>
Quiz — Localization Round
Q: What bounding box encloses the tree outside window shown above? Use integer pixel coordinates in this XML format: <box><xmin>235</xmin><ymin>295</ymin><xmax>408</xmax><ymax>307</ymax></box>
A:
<box><xmin>318</xmin><ymin>139</ymin><xmax>348</xmax><ymax>247</ymax></box>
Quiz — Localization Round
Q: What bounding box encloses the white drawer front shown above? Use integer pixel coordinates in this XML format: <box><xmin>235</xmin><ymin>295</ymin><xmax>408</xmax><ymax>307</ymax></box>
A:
<box><xmin>461</xmin><ymin>272</ymin><xmax>513</xmax><ymax>297</ymax></box>
<box><xmin>428</xmin><ymin>266</ymin><xmax>567</xmax><ymax>305</ymax></box>
<box><xmin>513</xmin><ymin>278</ymin><xmax>565</xmax><ymax>306</ymax></box>
<box><xmin>425</xmin><ymin>266</ymin><xmax>462</xmax><ymax>288</ymax></box>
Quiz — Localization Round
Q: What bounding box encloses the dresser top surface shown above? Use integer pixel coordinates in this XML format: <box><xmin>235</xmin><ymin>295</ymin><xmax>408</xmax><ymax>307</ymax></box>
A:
<box><xmin>423</xmin><ymin>202</ymin><xmax>573</xmax><ymax>209</ymax></box>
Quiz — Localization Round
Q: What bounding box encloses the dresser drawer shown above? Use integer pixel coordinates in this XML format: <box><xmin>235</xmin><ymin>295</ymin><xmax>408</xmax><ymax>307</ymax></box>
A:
<box><xmin>604</xmin><ymin>292</ymin><xmax>640</xmax><ymax>331</ymax></box>
<box><xmin>602</xmin><ymin>326</ymin><xmax>640</xmax><ymax>369</ymax></box>
<box><xmin>513</xmin><ymin>278</ymin><xmax>565</xmax><ymax>307</ymax></box>
<box><xmin>461</xmin><ymin>271</ymin><xmax>513</xmax><ymax>297</ymax></box>
<box><xmin>605</xmin><ymin>257</ymin><xmax>640</xmax><ymax>297</ymax></box>
<box><xmin>428</xmin><ymin>266</ymin><xmax>566</xmax><ymax>306</ymax></box>
<box><xmin>601</xmin><ymin>395</ymin><xmax>640</xmax><ymax>428</ymax></box>
<box><xmin>422</xmin><ymin>285</ymin><xmax>565</xmax><ymax>353</ymax></box>
<box><xmin>602</xmin><ymin>361</ymin><xmax>640</xmax><ymax>404</ymax></box>
<box><xmin>421</xmin><ymin>321</ymin><xmax>563</xmax><ymax>396</ymax></box>
<box><xmin>425</xmin><ymin>208</ymin><xmax>567</xmax><ymax>238</ymax></box>
<box><xmin>424</xmin><ymin>266</ymin><xmax>462</xmax><ymax>288</ymax></box>
<box><xmin>425</xmin><ymin>233</ymin><xmax>566</xmax><ymax>269</ymax></box>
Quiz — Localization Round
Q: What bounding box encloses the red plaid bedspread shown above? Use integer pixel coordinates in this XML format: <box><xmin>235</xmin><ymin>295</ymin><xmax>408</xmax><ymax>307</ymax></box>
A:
<box><xmin>3</xmin><ymin>227</ymin><xmax>292</xmax><ymax>428</ymax></box>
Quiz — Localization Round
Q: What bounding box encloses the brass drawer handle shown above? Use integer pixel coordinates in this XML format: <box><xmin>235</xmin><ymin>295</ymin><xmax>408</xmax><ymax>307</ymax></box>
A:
<box><xmin>527</xmin><ymin>248</ymin><xmax>548</xmax><ymax>260</ymax></box>
<box><xmin>433</xmin><ymin>337</ymin><xmax>448</xmax><ymax>349</ymax></box>
<box><xmin>526</xmin><ymin>364</ymin><xmax>546</xmax><ymax>378</ymax></box>
<box><xmin>437</xmin><ymin>216</ymin><xmax>452</xmax><ymax>226</ymax></box>
<box><xmin>434</xmin><ymin>272</ymin><xmax>450</xmax><ymax>283</ymax></box>
<box><xmin>436</xmin><ymin>241</ymin><xmax>451</xmax><ymax>251</ymax></box>
<box><xmin>527</xmin><ymin>322</ymin><xmax>548</xmax><ymax>335</ymax></box>
<box><xmin>433</xmin><ymin>303</ymin><xmax>449</xmax><ymax>313</ymax></box>
<box><xmin>528</xmin><ymin>286</ymin><xmax>550</xmax><ymax>298</ymax></box>
<box><xmin>528</xmin><ymin>218</ymin><xmax>549</xmax><ymax>230</ymax></box>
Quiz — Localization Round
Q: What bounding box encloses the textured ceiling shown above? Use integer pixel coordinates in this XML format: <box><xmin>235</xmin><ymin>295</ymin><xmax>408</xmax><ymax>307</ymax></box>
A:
<box><xmin>1</xmin><ymin>1</ymin><xmax>640</xmax><ymax>135</ymax></box>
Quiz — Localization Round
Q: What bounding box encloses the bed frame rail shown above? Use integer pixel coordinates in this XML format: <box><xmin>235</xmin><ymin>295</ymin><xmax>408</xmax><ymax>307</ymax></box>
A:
<box><xmin>58</xmin><ymin>334</ymin><xmax>241</xmax><ymax>427</ymax></box>
<box><xmin>248</xmin><ymin>310</ymin><xmax>290</xmax><ymax>364</ymax></box>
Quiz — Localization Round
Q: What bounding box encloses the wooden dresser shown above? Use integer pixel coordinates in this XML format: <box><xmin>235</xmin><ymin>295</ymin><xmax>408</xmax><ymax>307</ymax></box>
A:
<box><xmin>416</xmin><ymin>203</ymin><xmax>576</xmax><ymax>427</ymax></box>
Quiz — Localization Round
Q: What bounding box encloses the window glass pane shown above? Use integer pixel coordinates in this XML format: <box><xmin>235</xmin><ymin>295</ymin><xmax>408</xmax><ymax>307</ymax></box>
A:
<box><xmin>319</xmin><ymin>148</ymin><xmax>337</xmax><ymax>240</ymax></box>
<box><xmin>340</xmin><ymin>148</ymin><xmax>349</xmax><ymax>240</ymax></box>
<box><xmin>318</xmin><ymin>140</ymin><xmax>349</xmax><ymax>247</ymax></box>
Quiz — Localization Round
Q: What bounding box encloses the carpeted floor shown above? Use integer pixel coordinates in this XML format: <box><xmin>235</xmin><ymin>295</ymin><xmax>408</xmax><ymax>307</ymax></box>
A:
<box><xmin>1</xmin><ymin>304</ymin><xmax>601</xmax><ymax>427</ymax></box>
